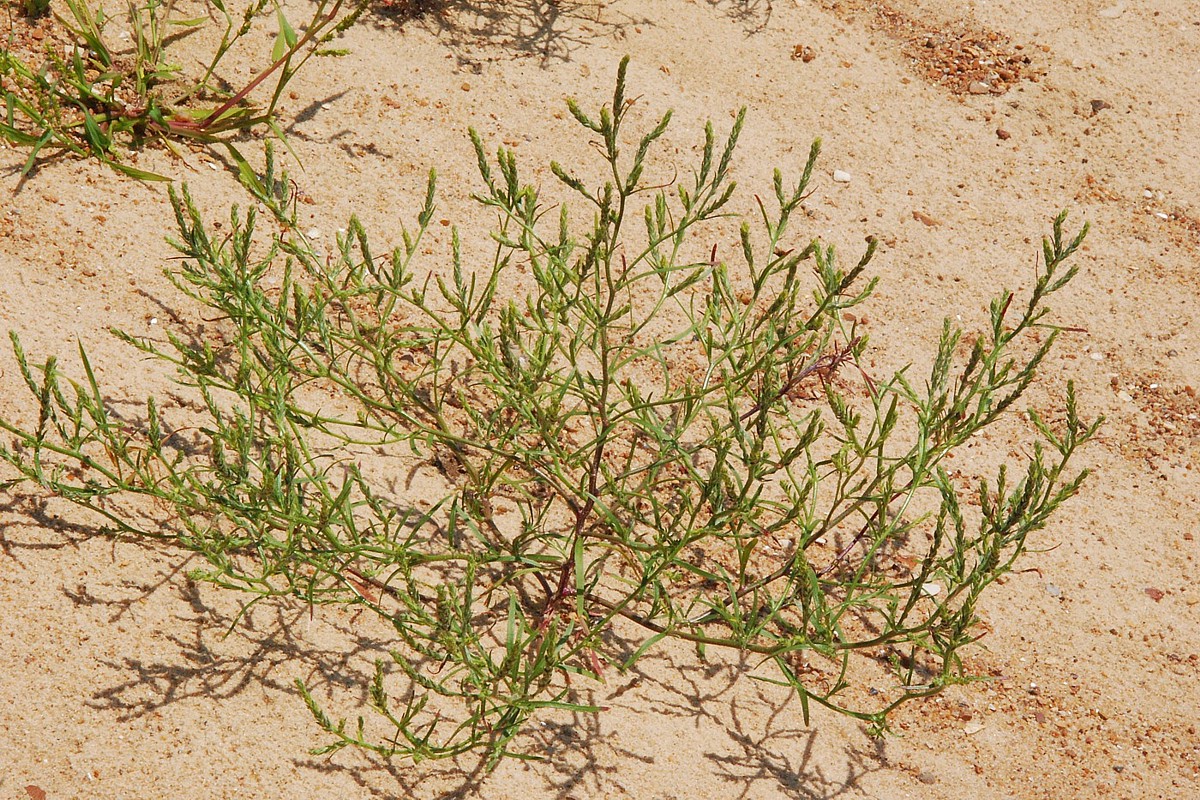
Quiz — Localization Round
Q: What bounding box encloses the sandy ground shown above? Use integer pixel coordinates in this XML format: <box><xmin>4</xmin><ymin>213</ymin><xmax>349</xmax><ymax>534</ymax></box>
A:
<box><xmin>2</xmin><ymin>0</ymin><xmax>1199</xmax><ymax>798</ymax></box>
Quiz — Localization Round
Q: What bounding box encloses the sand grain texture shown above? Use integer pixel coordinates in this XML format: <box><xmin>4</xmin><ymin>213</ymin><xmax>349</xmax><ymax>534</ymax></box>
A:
<box><xmin>2</xmin><ymin>1</ymin><xmax>1198</xmax><ymax>798</ymax></box>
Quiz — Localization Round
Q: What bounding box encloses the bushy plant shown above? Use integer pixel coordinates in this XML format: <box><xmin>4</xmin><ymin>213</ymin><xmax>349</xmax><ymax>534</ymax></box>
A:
<box><xmin>0</xmin><ymin>58</ymin><xmax>1099</xmax><ymax>765</ymax></box>
<box><xmin>0</xmin><ymin>0</ymin><xmax>367</xmax><ymax>179</ymax></box>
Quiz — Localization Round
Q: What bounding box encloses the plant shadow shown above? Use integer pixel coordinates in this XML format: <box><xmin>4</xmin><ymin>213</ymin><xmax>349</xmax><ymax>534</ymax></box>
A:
<box><xmin>703</xmin><ymin>0</ymin><xmax>775</xmax><ymax>34</ymax></box>
<box><xmin>368</xmin><ymin>0</ymin><xmax>651</xmax><ymax>67</ymax></box>
<box><xmin>55</xmin><ymin>548</ymin><xmax>886</xmax><ymax>799</ymax></box>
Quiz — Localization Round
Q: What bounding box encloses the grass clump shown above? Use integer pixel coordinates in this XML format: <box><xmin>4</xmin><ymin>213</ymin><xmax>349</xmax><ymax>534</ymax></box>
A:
<box><xmin>0</xmin><ymin>0</ymin><xmax>368</xmax><ymax>180</ymax></box>
<box><xmin>0</xmin><ymin>58</ymin><xmax>1099</xmax><ymax>766</ymax></box>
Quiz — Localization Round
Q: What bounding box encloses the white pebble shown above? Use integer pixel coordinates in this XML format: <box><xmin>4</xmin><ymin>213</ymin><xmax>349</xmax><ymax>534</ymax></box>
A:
<box><xmin>832</xmin><ymin>169</ymin><xmax>852</xmax><ymax>183</ymax></box>
<box><xmin>1143</xmin><ymin>189</ymin><xmax>1154</xmax><ymax>198</ymax></box>
<box><xmin>308</xmin><ymin>228</ymin><xmax>322</xmax><ymax>239</ymax></box>
<box><xmin>1090</xmin><ymin>352</ymin><xmax>1105</xmax><ymax>361</ymax></box>
<box><xmin>1117</xmin><ymin>390</ymin><xmax>1133</xmax><ymax>403</ymax></box>
<box><xmin>1155</xmin><ymin>212</ymin><xmax>1169</xmax><ymax>220</ymax></box>
<box><xmin>921</xmin><ymin>582</ymin><xmax>942</xmax><ymax>597</ymax></box>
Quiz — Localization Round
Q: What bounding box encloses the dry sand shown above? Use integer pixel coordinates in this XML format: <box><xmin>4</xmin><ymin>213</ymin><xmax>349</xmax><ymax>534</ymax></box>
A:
<box><xmin>2</xmin><ymin>0</ymin><xmax>1198</xmax><ymax>797</ymax></box>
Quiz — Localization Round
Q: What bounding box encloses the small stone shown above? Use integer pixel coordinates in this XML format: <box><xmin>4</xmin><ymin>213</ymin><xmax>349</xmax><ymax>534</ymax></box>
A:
<box><xmin>792</xmin><ymin>44</ymin><xmax>816</xmax><ymax>63</ymax></box>
<box><xmin>963</xmin><ymin>721</ymin><xmax>986</xmax><ymax>736</ymax></box>
<box><xmin>1097</xmin><ymin>3</ymin><xmax>1126</xmax><ymax>18</ymax></box>
<box><xmin>832</xmin><ymin>169</ymin><xmax>852</xmax><ymax>183</ymax></box>
<box><xmin>1046</xmin><ymin>583</ymin><xmax>1063</xmax><ymax>597</ymax></box>
<box><xmin>1144</xmin><ymin>189</ymin><xmax>1154</xmax><ymax>198</ymax></box>
<box><xmin>996</xmin><ymin>128</ymin><xmax>1011</xmax><ymax>140</ymax></box>
<box><xmin>968</xmin><ymin>81</ymin><xmax>992</xmax><ymax>95</ymax></box>
<box><xmin>921</xmin><ymin>582</ymin><xmax>941</xmax><ymax>597</ymax></box>
<box><xmin>918</xmin><ymin>772</ymin><xmax>937</xmax><ymax>785</ymax></box>
<box><xmin>1144</xmin><ymin>587</ymin><xmax>1165</xmax><ymax>602</ymax></box>
<box><xmin>461</xmin><ymin>82</ymin><xmax>471</xmax><ymax>91</ymax></box>
<box><xmin>1090</xmin><ymin>352</ymin><xmax>1105</xmax><ymax>361</ymax></box>
<box><xmin>1090</xmin><ymin>99</ymin><xmax>1112</xmax><ymax>116</ymax></box>
<box><xmin>1117</xmin><ymin>390</ymin><xmax>1134</xmax><ymax>403</ymax></box>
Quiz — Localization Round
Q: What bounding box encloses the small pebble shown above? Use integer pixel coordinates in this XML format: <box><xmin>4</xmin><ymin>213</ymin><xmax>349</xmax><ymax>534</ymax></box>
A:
<box><xmin>1117</xmin><ymin>390</ymin><xmax>1134</xmax><ymax>403</ymax></box>
<box><xmin>921</xmin><ymin>582</ymin><xmax>941</xmax><ymax>597</ymax></box>
<box><xmin>791</xmin><ymin>44</ymin><xmax>817</xmax><ymax>63</ymax></box>
<box><xmin>832</xmin><ymin>169</ymin><xmax>852</xmax><ymax>183</ymax></box>
<box><xmin>963</xmin><ymin>721</ymin><xmax>986</xmax><ymax>736</ymax></box>
<box><xmin>996</xmin><ymin>128</ymin><xmax>1011</xmax><ymax>140</ymax></box>
<box><xmin>918</xmin><ymin>772</ymin><xmax>937</xmax><ymax>785</ymax></box>
<box><xmin>968</xmin><ymin>81</ymin><xmax>991</xmax><ymax>95</ymax></box>
<box><xmin>1090</xmin><ymin>99</ymin><xmax>1112</xmax><ymax>115</ymax></box>
<box><xmin>307</xmin><ymin>228</ymin><xmax>322</xmax><ymax>239</ymax></box>
<box><xmin>1046</xmin><ymin>583</ymin><xmax>1063</xmax><ymax>597</ymax></box>
<box><xmin>1143</xmin><ymin>189</ymin><xmax>1154</xmax><ymax>198</ymax></box>
<box><xmin>1090</xmin><ymin>352</ymin><xmax>1105</xmax><ymax>361</ymax></box>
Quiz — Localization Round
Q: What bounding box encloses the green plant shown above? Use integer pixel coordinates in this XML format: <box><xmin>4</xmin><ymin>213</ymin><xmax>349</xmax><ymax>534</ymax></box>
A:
<box><xmin>0</xmin><ymin>0</ymin><xmax>368</xmax><ymax>179</ymax></box>
<box><xmin>0</xmin><ymin>58</ymin><xmax>1099</xmax><ymax>766</ymax></box>
<box><xmin>17</xmin><ymin>0</ymin><xmax>52</xmax><ymax>20</ymax></box>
